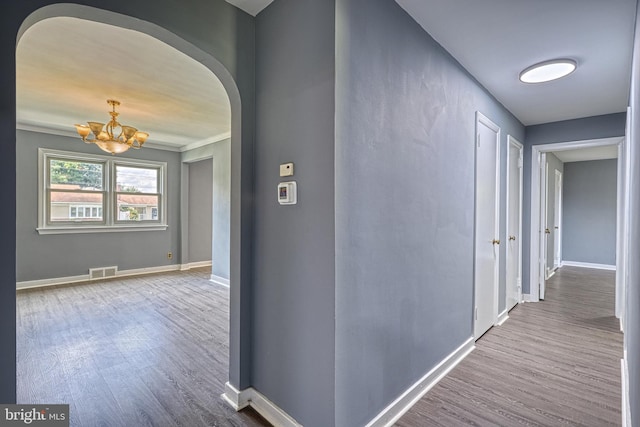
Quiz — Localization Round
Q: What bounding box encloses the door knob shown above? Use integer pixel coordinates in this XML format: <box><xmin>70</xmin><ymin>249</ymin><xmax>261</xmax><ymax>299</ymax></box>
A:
<box><xmin>545</xmin><ymin>228</ymin><xmax>550</xmax><ymax>234</ymax></box>
<box><xmin>509</xmin><ymin>235</ymin><xmax>516</xmax><ymax>241</ymax></box>
<box><xmin>492</xmin><ymin>239</ymin><xmax>500</xmax><ymax>245</ymax></box>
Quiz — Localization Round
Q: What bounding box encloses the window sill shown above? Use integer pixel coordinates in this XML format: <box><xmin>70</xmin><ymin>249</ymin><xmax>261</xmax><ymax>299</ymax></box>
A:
<box><xmin>36</xmin><ymin>224</ymin><xmax>168</xmax><ymax>235</ymax></box>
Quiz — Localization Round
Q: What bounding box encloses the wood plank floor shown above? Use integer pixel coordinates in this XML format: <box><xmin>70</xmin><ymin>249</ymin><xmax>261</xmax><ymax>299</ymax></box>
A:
<box><xmin>396</xmin><ymin>266</ymin><xmax>623</xmax><ymax>427</ymax></box>
<box><xmin>17</xmin><ymin>268</ymin><xmax>269</xmax><ymax>427</ymax></box>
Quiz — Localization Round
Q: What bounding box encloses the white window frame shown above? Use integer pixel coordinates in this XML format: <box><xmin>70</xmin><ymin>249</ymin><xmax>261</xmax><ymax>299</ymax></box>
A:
<box><xmin>37</xmin><ymin>148</ymin><xmax>168</xmax><ymax>235</ymax></box>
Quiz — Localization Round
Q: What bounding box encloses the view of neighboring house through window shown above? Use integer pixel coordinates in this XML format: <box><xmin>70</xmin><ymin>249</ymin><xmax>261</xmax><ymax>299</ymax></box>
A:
<box><xmin>38</xmin><ymin>148</ymin><xmax>167</xmax><ymax>233</ymax></box>
<box><xmin>115</xmin><ymin>165</ymin><xmax>160</xmax><ymax>222</ymax></box>
<box><xmin>48</xmin><ymin>158</ymin><xmax>105</xmax><ymax>223</ymax></box>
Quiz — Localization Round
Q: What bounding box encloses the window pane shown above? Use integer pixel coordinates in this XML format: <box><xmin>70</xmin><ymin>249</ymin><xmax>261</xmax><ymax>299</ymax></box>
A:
<box><xmin>117</xmin><ymin>194</ymin><xmax>159</xmax><ymax>221</ymax></box>
<box><xmin>116</xmin><ymin>166</ymin><xmax>158</xmax><ymax>193</ymax></box>
<box><xmin>49</xmin><ymin>159</ymin><xmax>103</xmax><ymax>190</ymax></box>
<box><xmin>50</xmin><ymin>192</ymin><xmax>103</xmax><ymax>222</ymax></box>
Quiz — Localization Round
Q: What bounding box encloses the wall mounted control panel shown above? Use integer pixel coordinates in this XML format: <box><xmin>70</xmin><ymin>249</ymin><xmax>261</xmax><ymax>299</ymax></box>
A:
<box><xmin>278</xmin><ymin>181</ymin><xmax>297</xmax><ymax>205</ymax></box>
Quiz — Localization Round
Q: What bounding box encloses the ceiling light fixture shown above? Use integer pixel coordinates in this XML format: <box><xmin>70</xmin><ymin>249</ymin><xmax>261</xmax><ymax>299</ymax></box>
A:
<box><xmin>519</xmin><ymin>59</ymin><xmax>577</xmax><ymax>84</ymax></box>
<box><xmin>74</xmin><ymin>99</ymin><xmax>149</xmax><ymax>155</ymax></box>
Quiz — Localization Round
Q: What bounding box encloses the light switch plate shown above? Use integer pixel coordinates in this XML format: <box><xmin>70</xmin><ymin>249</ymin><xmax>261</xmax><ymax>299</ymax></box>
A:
<box><xmin>280</xmin><ymin>162</ymin><xmax>294</xmax><ymax>177</ymax></box>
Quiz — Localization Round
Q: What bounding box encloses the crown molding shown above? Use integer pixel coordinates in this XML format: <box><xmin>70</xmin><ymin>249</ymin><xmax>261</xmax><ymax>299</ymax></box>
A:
<box><xmin>16</xmin><ymin>122</ymin><xmax>228</xmax><ymax>153</ymax></box>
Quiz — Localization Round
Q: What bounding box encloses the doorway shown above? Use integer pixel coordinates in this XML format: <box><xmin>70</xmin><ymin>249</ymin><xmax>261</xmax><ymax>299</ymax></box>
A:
<box><xmin>529</xmin><ymin>137</ymin><xmax>625</xmax><ymax>305</ymax></box>
<box><xmin>474</xmin><ymin>112</ymin><xmax>501</xmax><ymax>339</ymax></box>
<box><xmin>14</xmin><ymin>3</ymin><xmax>249</xmax><ymax>420</ymax></box>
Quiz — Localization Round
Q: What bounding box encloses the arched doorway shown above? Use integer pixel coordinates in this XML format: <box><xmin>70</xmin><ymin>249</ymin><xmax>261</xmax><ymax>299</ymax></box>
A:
<box><xmin>9</xmin><ymin>3</ymin><xmax>253</xmax><ymax>420</ymax></box>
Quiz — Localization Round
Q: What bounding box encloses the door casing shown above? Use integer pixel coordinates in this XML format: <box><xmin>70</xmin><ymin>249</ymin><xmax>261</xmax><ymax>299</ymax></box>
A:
<box><xmin>529</xmin><ymin>137</ymin><xmax>625</xmax><ymax>303</ymax></box>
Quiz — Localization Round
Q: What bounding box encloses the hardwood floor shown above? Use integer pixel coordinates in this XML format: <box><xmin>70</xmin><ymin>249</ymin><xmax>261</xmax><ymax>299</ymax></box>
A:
<box><xmin>396</xmin><ymin>266</ymin><xmax>623</xmax><ymax>427</ymax></box>
<box><xmin>17</xmin><ymin>268</ymin><xmax>269</xmax><ymax>427</ymax></box>
<box><xmin>18</xmin><ymin>266</ymin><xmax>623</xmax><ymax>426</ymax></box>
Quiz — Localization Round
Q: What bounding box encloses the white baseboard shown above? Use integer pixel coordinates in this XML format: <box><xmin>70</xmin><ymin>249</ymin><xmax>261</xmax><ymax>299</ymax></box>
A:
<box><xmin>622</xmin><ymin>352</ymin><xmax>632</xmax><ymax>427</ymax></box>
<box><xmin>16</xmin><ymin>263</ymin><xmax>208</xmax><ymax>290</ymax></box>
<box><xmin>561</xmin><ymin>261</ymin><xmax>616</xmax><ymax>271</ymax></box>
<box><xmin>496</xmin><ymin>309</ymin><xmax>509</xmax><ymax>326</ymax></box>
<box><xmin>180</xmin><ymin>260</ymin><xmax>212</xmax><ymax>271</ymax></box>
<box><xmin>223</xmin><ymin>382</ymin><xmax>302</xmax><ymax>427</ymax></box>
<box><xmin>365</xmin><ymin>337</ymin><xmax>475</xmax><ymax>427</ymax></box>
<box><xmin>522</xmin><ymin>294</ymin><xmax>537</xmax><ymax>302</ymax></box>
<box><xmin>545</xmin><ymin>268</ymin><xmax>556</xmax><ymax>280</ymax></box>
<box><xmin>210</xmin><ymin>274</ymin><xmax>230</xmax><ymax>287</ymax></box>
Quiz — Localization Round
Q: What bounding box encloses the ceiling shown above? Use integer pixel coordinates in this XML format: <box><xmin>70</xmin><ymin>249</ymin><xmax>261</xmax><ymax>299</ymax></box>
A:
<box><xmin>17</xmin><ymin>2</ymin><xmax>638</xmax><ymax>153</ymax></box>
<box><xmin>17</xmin><ymin>17</ymin><xmax>231</xmax><ymax>151</ymax></box>
<box><xmin>553</xmin><ymin>145</ymin><xmax>618</xmax><ymax>163</ymax></box>
<box><xmin>396</xmin><ymin>0</ymin><xmax>637</xmax><ymax>126</ymax></box>
<box><xmin>226</xmin><ymin>0</ymin><xmax>274</xmax><ymax>16</ymax></box>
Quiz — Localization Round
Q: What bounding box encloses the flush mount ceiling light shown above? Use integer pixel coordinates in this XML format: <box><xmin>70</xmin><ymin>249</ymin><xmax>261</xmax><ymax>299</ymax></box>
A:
<box><xmin>519</xmin><ymin>59</ymin><xmax>577</xmax><ymax>84</ymax></box>
<box><xmin>75</xmin><ymin>99</ymin><xmax>149</xmax><ymax>155</ymax></box>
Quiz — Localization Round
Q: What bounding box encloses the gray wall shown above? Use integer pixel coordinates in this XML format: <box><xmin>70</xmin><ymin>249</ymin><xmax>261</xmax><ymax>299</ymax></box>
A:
<box><xmin>3</xmin><ymin>0</ymin><xmax>256</xmax><ymax>401</ymax></box>
<box><xmin>16</xmin><ymin>130</ymin><xmax>181</xmax><ymax>282</ymax></box>
<box><xmin>334</xmin><ymin>0</ymin><xmax>524</xmax><ymax>425</ymax></box>
<box><xmin>626</xmin><ymin>2</ymin><xmax>640</xmax><ymax>423</ymax></box>
<box><xmin>211</xmin><ymin>139</ymin><xmax>230</xmax><ymax>279</ymax></box>
<box><xmin>187</xmin><ymin>159</ymin><xmax>213</xmax><ymax>263</ymax></box>
<box><xmin>255</xmin><ymin>1</ymin><xmax>336</xmax><ymax>425</ymax></box>
<box><xmin>562</xmin><ymin>159</ymin><xmax>617</xmax><ymax>266</ymax></box>
<box><xmin>522</xmin><ymin>113</ymin><xmax>626</xmax><ymax>294</ymax></box>
<box><xmin>545</xmin><ymin>153</ymin><xmax>564</xmax><ymax>272</ymax></box>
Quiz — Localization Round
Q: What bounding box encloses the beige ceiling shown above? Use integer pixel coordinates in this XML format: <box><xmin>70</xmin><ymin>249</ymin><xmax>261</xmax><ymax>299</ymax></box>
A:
<box><xmin>17</xmin><ymin>17</ymin><xmax>231</xmax><ymax>151</ymax></box>
<box><xmin>553</xmin><ymin>145</ymin><xmax>619</xmax><ymax>163</ymax></box>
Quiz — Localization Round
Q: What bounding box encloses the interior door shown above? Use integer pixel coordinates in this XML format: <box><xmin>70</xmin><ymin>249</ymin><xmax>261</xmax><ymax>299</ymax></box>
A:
<box><xmin>553</xmin><ymin>170</ymin><xmax>562</xmax><ymax>270</ymax></box>
<box><xmin>506</xmin><ymin>138</ymin><xmax>522</xmax><ymax>310</ymax></box>
<box><xmin>539</xmin><ymin>154</ymin><xmax>548</xmax><ymax>300</ymax></box>
<box><xmin>474</xmin><ymin>113</ymin><xmax>500</xmax><ymax>339</ymax></box>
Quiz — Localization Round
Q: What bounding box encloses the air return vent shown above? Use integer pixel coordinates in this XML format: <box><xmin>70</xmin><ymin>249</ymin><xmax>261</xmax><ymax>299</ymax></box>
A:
<box><xmin>89</xmin><ymin>266</ymin><xmax>118</xmax><ymax>280</ymax></box>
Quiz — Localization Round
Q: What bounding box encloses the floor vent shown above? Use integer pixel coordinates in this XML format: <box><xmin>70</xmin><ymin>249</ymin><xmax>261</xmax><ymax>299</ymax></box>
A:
<box><xmin>89</xmin><ymin>266</ymin><xmax>118</xmax><ymax>280</ymax></box>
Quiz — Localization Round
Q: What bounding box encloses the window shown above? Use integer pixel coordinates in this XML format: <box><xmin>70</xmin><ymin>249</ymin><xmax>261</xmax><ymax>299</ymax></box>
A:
<box><xmin>38</xmin><ymin>148</ymin><xmax>167</xmax><ymax>234</ymax></box>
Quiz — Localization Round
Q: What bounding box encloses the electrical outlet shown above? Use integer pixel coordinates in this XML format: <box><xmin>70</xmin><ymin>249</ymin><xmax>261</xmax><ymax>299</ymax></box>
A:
<box><xmin>167</xmin><ymin>252</ymin><xmax>173</xmax><ymax>259</ymax></box>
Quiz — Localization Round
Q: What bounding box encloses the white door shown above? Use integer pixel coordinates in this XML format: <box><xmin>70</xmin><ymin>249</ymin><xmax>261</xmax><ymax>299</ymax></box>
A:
<box><xmin>553</xmin><ymin>170</ymin><xmax>563</xmax><ymax>270</ymax></box>
<box><xmin>505</xmin><ymin>137</ymin><xmax>522</xmax><ymax>310</ymax></box>
<box><xmin>474</xmin><ymin>112</ymin><xmax>500</xmax><ymax>339</ymax></box>
<box><xmin>539</xmin><ymin>154</ymin><xmax>548</xmax><ymax>300</ymax></box>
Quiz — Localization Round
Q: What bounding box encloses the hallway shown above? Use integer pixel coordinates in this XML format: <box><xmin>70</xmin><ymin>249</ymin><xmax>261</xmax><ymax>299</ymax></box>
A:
<box><xmin>396</xmin><ymin>266</ymin><xmax>623</xmax><ymax>426</ymax></box>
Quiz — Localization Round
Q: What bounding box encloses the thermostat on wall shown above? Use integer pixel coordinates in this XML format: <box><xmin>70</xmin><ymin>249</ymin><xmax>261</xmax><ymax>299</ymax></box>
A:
<box><xmin>278</xmin><ymin>181</ymin><xmax>297</xmax><ymax>205</ymax></box>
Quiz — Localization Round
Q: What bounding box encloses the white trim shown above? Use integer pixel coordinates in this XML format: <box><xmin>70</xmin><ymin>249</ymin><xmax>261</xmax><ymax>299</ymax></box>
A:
<box><xmin>210</xmin><ymin>274</ymin><xmax>230</xmax><ymax>287</ymax></box>
<box><xmin>553</xmin><ymin>169</ymin><xmax>563</xmax><ymax>270</ymax></box>
<box><xmin>522</xmin><ymin>293</ymin><xmax>535</xmax><ymax>302</ymax></box>
<box><xmin>36</xmin><ymin>224</ymin><xmax>168</xmax><ymax>235</ymax></box>
<box><xmin>622</xmin><ymin>352</ymin><xmax>632</xmax><ymax>427</ymax></box>
<box><xmin>16</xmin><ymin>121</ymin><xmax>226</xmax><ymax>153</ymax></box>
<box><xmin>545</xmin><ymin>267</ymin><xmax>556</xmax><ymax>280</ymax></box>
<box><xmin>38</xmin><ymin>148</ymin><xmax>168</xmax><ymax>234</ymax></box>
<box><xmin>529</xmin><ymin>136</ymin><xmax>624</xmax><ymax>303</ymax></box>
<box><xmin>496</xmin><ymin>309</ymin><xmax>509</xmax><ymax>326</ymax></box>
<box><xmin>222</xmin><ymin>383</ymin><xmax>302</xmax><ymax>427</ymax></box>
<box><xmin>180</xmin><ymin>260</ymin><xmax>212</xmax><ymax>271</ymax></box>
<box><xmin>561</xmin><ymin>261</ymin><xmax>616</xmax><ymax>271</ymax></box>
<box><xmin>180</xmin><ymin>133</ymin><xmax>230</xmax><ymax>152</ymax></box>
<box><xmin>15</xmin><ymin>264</ymin><xmax>205</xmax><ymax>290</ymax></box>
<box><xmin>365</xmin><ymin>337</ymin><xmax>475</xmax><ymax>427</ymax></box>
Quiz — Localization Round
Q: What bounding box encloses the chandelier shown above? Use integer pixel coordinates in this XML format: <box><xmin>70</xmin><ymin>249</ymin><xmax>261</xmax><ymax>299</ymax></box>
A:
<box><xmin>74</xmin><ymin>99</ymin><xmax>149</xmax><ymax>155</ymax></box>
